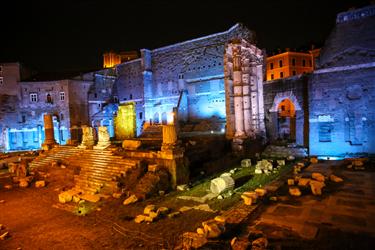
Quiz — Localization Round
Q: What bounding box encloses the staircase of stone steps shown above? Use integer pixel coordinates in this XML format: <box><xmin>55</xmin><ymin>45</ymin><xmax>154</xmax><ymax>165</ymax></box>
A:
<box><xmin>68</xmin><ymin>149</ymin><xmax>141</xmax><ymax>195</ymax></box>
<box><xmin>140</xmin><ymin>125</ymin><xmax>163</xmax><ymax>138</ymax></box>
<box><xmin>29</xmin><ymin>146</ymin><xmax>83</xmax><ymax>169</ymax></box>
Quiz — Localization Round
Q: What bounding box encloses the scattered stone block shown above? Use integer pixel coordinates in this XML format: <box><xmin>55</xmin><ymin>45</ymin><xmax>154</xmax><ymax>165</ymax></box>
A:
<box><xmin>148</xmin><ymin>211</ymin><xmax>159</xmax><ymax>220</ymax></box>
<box><xmin>134</xmin><ymin>214</ymin><xmax>147</xmax><ymax>223</ymax></box>
<box><xmin>35</xmin><ymin>180</ymin><xmax>46</xmax><ymax>188</ymax></box>
<box><xmin>287</xmin><ymin>179</ymin><xmax>295</xmax><ymax>185</ymax></box>
<box><xmin>122</xmin><ymin>139</ymin><xmax>141</xmax><ymax>150</ymax></box>
<box><xmin>196</xmin><ymin>227</ymin><xmax>206</xmax><ymax>235</ymax></box>
<box><xmin>179</xmin><ymin>206</ymin><xmax>193</xmax><ymax>213</ymax></box>
<box><xmin>177</xmin><ymin>184</ymin><xmax>189</xmax><ymax>191</ymax></box>
<box><xmin>312</xmin><ymin>172</ymin><xmax>325</xmax><ymax>182</ymax></box>
<box><xmin>255</xmin><ymin>169</ymin><xmax>263</xmax><ymax>174</ymax></box>
<box><xmin>112</xmin><ymin>193</ymin><xmax>122</xmax><ymax>199</ymax></box>
<box><xmin>329</xmin><ymin>174</ymin><xmax>343</xmax><ymax>183</ymax></box>
<box><xmin>19</xmin><ymin>179</ymin><xmax>29</xmax><ymax>188</ymax></box>
<box><xmin>241</xmin><ymin>195</ymin><xmax>253</xmax><ymax>205</ymax></box>
<box><xmin>4</xmin><ymin>185</ymin><xmax>12</xmax><ymax>189</ymax></box>
<box><xmin>72</xmin><ymin>196</ymin><xmax>80</xmax><ymax>203</ymax></box>
<box><xmin>255</xmin><ymin>188</ymin><xmax>267</xmax><ymax>197</ymax></box>
<box><xmin>289</xmin><ymin>187</ymin><xmax>301</xmax><ymax>196</ymax></box>
<box><xmin>0</xmin><ymin>231</ymin><xmax>9</xmax><ymax>241</ymax></box>
<box><xmin>242</xmin><ymin>191</ymin><xmax>258</xmax><ymax>202</ymax></box>
<box><xmin>352</xmin><ymin>160</ymin><xmax>364</xmax><ymax>167</ymax></box>
<box><xmin>214</xmin><ymin>215</ymin><xmax>226</xmax><ymax>224</ymax></box>
<box><xmin>123</xmin><ymin>194</ymin><xmax>138</xmax><ymax>205</ymax></box>
<box><xmin>156</xmin><ymin>207</ymin><xmax>169</xmax><ymax>216</ymax></box>
<box><xmin>80</xmin><ymin>193</ymin><xmax>101</xmax><ymax>203</ymax></box>
<box><xmin>310</xmin><ymin>180</ymin><xmax>325</xmax><ymax>196</ymax></box>
<box><xmin>58</xmin><ymin>191</ymin><xmax>73</xmax><ymax>203</ymax></box>
<box><xmin>277</xmin><ymin>160</ymin><xmax>285</xmax><ymax>166</ymax></box>
<box><xmin>298</xmin><ymin>178</ymin><xmax>311</xmax><ymax>187</ymax></box>
<box><xmin>168</xmin><ymin>211</ymin><xmax>181</xmax><ymax>218</ymax></box>
<box><xmin>210</xmin><ymin>176</ymin><xmax>235</xmax><ymax>195</ymax></box>
<box><xmin>310</xmin><ymin>157</ymin><xmax>318</xmax><ymax>164</ymax></box>
<box><xmin>287</xmin><ymin>155</ymin><xmax>295</xmax><ymax>161</ymax></box>
<box><xmin>144</xmin><ymin>204</ymin><xmax>156</xmax><ymax>215</ymax></box>
<box><xmin>203</xmin><ymin>221</ymin><xmax>223</xmax><ymax>238</ymax></box>
<box><xmin>241</xmin><ymin>159</ymin><xmax>252</xmax><ymax>168</ymax></box>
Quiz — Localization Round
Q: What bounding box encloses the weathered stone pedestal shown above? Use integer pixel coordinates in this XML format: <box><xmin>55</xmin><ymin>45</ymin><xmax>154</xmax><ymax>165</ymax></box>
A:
<box><xmin>159</xmin><ymin>124</ymin><xmax>189</xmax><ymax>188</ymax></box>
<box><xmin>68</xmin><ymin>126</ymin><xmax>82</xmax><ymax>146</ymax></box>
<box><xmin>41</xmin><ymin>114</ymin><xmax>57</xmax><ymax>150</ymax></box>
<box><xmin>78</xmin><ymin>126</ymin><xmax>95</xmax><ymax>149</ymax></box>
<box><xmin>94</xmin><ymin>126</ymin><xmax>111</xmax><ymax>149</ymax></box>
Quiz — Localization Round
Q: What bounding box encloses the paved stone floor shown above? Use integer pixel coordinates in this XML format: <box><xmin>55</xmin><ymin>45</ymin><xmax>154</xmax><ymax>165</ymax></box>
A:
<box><xmin>251</xmin><ymin>161</ymin><xmax>375</xmax><ymax>241</ymax></box>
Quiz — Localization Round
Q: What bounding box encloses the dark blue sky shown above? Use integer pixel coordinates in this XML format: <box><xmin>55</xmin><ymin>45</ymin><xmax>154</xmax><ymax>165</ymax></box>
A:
<box><xmin>1</xmin><ymin>0</ymin><xmax>371</xmax><ymax>72</ymax></box>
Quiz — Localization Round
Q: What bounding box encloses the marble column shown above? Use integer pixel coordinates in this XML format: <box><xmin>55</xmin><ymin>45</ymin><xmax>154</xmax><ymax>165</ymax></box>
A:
<box><xmin>233</xmin><ymin>45</ymin><xmax>245</xmax><ymax>137</ymax></box>
<box><xmin>42</xmin><ymin>114</ymin><xmax>57</xmax><ymax>150</ymax></box>
<box><xmin>94</xmin><ymin>126</ymin><xmax>111</xmax><ymax>149</ymax></box>
<box><xmin>78</xmin><ymin>125</ymin><xmax>95</xmax><ymax>149</ymax></box>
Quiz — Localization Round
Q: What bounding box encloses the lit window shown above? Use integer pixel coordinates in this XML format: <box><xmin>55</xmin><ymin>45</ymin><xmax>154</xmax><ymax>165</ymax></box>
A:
<box><xmin>270</xmin><ymin>63</ymin><xmax>274</xmax><ymax>69</ymax></box>
<box><xmin>30</xmin><ymin>93</ymin><xmax>38</xmax><ymax>102</ymax></box>
<box><xmin>302</xmin><ymin>59</ymin><xmax>306</xmax><ymax>67</ymax></box>
<box><xmin>279</xmin><ymin>60</ymin><xmax>283</xmax><ymax>67</ymax></box>
<box><xmin>60</xmin><ymin>92</ymin><xmax>65</xmax><ymax>101</ymax></box>
<box><xmin>280</xmin><ymin>72</ymin><xmax>284</xmax><ymax>78</ymax></box>
<box><xmin>178</xmin><ymin>73</ymin><xmax>184</xmax><ymax>79</ymax></box>
<box><xmin>113</xmin><ymin>96</ymin><xmax>119</xmax><ymax>103</ymax></box>
<box><xmin>292</xmin><ymin>58</ymin><xmax>296</xmax><ymax>66</ymax></box>
<box><xmin>0</xmin><ymin>77</ymin><xmax>3</xmax><ymax>86</ymax></box>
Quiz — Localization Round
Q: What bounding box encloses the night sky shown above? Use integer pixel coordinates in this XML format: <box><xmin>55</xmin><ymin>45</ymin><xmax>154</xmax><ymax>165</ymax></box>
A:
<box><xmin>1</xmin><ymin>0</ymin><xmax>371</xmax><ymax>73</ymax></box>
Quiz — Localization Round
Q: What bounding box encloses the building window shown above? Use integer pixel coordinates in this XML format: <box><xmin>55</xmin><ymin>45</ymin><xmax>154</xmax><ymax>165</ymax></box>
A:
<box><xmin>130</xmin><ymin>94</ymin><xmax>133</xmax><ymax>99</ymax></box>
<box><xmin>94</xmin><ymin>93</ymin><xmax>97</xmax><ymax>98</ymax></box>
<box><xmin>139</xmin><ymin>112</ymin><xmax>143</xmax><ymax>120</ymax></box>
<box><xmin>0</xmin><ymin>66</ymin><xmax>2</xmax><ymax>72</ymax></box>
<box><xmin>271</xmin><ymin>74</ymin><xmax>274</xmax><ymax>80</ymax></box>
<box><xmin>280</xmin><ymin>72</ymin><xmax>284</xmax><ymax>78</ymax></box>
<box><xmin>270</xmin><ymin>63</ymin><xmax>274</xmax><ymax>70</ymax></box>
<box><xmin>60</xmin><ymin>92</ymin><xmax>65</xmax><ymax>101</ymax></box>
<box><xmin>30</xmin><ymin>93</ymin><xmax>38</xmax><ymax>102</ymax></box>
<box><xmin>0</xmin><ymin>77</ymin><xmax>3</xmax><ymax>86</ymax></box>
<box><xmin>46</xmin><ymin>93</ymin><xmax>53</xmax><ymax>103</ymax></box>
<box><xmin>292</xmin><ymin>58</ymin><xmax>296</xmax><ymax>66</ymax></box>
<box><xmin>178</xmin><ymin>73</ymin><xmax>184</xmax><ymax>79</ymax></box>
<box><xmin>292</xmin><ymin>71</ymin><xmax>296</xmax><ymax>76</ymax></box>
<box><xmin>319</xmin><ymin>122</ymin><xmax>332</xmax><ymax>142</ymax></box>
<box><xmin>279</xmin><ymin>60</ymin><xmax>283</xmax><ymax>67</ymax></box>
<box><xmin>60</xmin><ymin>113</ymin><xmax>64</xmax><ymax>120</ymax></box>
<box><xmin>21</xmin><ymin>115</ymin><xmax>26</xmax><ymax>123</ymax></box>
<box><xmin>113</xmin><ymin>96</ymin><xmax>119</xmax><ymax>103</ymax></box>
<box><xmin>302</xmin><ymin>59</ymin><xmax>306</xmax><ymax>67</ymax></box>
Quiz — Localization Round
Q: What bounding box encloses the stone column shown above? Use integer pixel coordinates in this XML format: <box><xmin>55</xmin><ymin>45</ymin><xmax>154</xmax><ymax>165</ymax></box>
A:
<box><xmin>242</xmin><ymin>70</ymin><xmax>252</xmax><ymax>136</ymax></box>
<box><xmin>161</xmin><ymin>124</ymin><xmax>177</xmax><ymax>151</ymax></box>
<box><xmin>42</xmin><ymin>114</ymin><xmax>57</xmax><ymax>150</ymax></box>
<box><xmin>233</xmin><ymin>45</ymin><xmax>245</xmax><ymax>137</ymax></box>
<box><xmin>94</xmin><ymin>126</ymin><xmax>111</xmax><ymax>149</ymax></box>
<box><xmin>78</xmin><ymin>125</ymin><xmax>95</xmax><ymax>149</ymax></box>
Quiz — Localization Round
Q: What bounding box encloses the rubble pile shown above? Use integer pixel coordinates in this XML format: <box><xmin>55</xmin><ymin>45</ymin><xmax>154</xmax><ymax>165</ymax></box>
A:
<box><xmin>134</xmin><ymin>204</ymin><xmax>170</xmax><ymax>223</ymax></box>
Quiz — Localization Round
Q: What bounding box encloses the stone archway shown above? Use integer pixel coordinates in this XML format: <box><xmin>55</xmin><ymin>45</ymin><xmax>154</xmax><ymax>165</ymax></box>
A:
<box><xmin>269</xmin><ymin>91</ymin><xmax>303</xmax><ymax>145</ymax></box>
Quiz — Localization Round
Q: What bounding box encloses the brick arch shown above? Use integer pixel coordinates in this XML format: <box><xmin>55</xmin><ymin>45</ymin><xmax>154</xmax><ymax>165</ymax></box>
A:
<box><xmin>269</xmin><ymin>91</ymin><xmax>301</xmax><ymax>112</ymax></box>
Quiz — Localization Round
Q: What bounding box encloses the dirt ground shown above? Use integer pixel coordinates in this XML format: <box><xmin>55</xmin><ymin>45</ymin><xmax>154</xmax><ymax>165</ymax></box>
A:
<box><xmin>0</xmin><ymin>166</ymin><xmax>216</xmax><ymax>249</ymax></box>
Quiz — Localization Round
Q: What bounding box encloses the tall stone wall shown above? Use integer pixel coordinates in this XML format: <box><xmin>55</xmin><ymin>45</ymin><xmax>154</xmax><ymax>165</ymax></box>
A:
<box><xmin>309</xmin><ymin>68</ymin><xmax>375</xmax><ymax>156</ymax></box>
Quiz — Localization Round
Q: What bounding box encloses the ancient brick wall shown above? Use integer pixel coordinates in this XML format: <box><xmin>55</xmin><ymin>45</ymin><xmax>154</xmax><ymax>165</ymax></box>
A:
<box><xmin>263</xmin><ymin>75</ymin><xmax>309</xmax><ymax>147</ymax></box>
<box><xmin>309</xmin><ymin>68</ymin><xmax>375</xmax><ymax>156</ymax></box>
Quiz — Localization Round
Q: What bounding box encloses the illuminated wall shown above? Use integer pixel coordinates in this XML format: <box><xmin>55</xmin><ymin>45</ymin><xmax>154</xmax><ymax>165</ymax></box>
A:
<box><xmin>309</xmin><ymin>5</ymin><xmax>375</xmax><ymax>157</ymax></box>
<box><xmin>114</xmin><ymin>102</ymin><xmax>136</xmax><ymax>139</ymax></box>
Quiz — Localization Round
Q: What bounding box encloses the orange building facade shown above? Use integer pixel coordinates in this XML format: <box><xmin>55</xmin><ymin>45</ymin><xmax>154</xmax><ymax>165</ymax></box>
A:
<box><xmin>266</xmin><ymin>49</ymin><xmax>320</xmax><ymax>81</ymax></box>
<box><xmin>103</xmin><ymin>51</ymin><xmax>139</xmax><ymax>68</ymax></box>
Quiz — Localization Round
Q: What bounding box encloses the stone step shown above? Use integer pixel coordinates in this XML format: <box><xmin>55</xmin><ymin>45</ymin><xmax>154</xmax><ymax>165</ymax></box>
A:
<box><xmin>71</xmin><ymin>161</ymin><xmax>137</xmax><ymax>170</ymax></box>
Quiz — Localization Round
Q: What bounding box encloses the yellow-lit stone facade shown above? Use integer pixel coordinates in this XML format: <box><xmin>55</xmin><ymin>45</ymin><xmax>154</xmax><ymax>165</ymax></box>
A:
<box><xmin>266</xmin><ymin>49</ymin><xmax>320</xmax><ymax>81</ymax></box>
